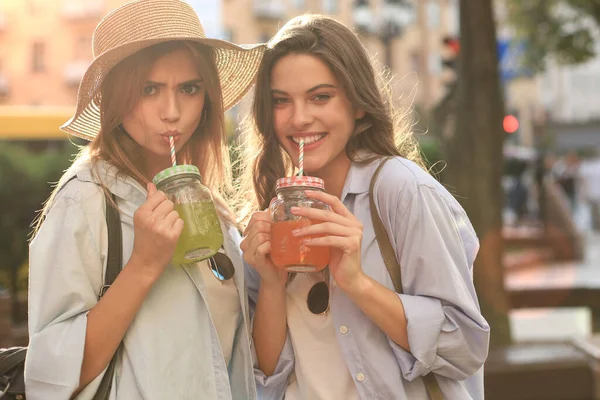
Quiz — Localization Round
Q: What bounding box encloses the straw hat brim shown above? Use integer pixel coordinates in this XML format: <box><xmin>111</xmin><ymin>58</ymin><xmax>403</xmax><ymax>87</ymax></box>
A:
<box><xmin>61</xmin><ymin>38</ymin><xmax>264</xmax><ymax>141</ymax></box>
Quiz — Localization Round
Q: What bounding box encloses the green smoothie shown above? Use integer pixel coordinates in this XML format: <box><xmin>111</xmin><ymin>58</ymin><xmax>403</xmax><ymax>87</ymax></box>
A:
<box><xmin>172</xmin><ymin>200</ymin><xmax>224</xmax><ymax>264</ymax></box>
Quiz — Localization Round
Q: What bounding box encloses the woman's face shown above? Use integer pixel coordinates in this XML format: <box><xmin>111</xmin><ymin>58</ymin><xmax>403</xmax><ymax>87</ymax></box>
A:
<box><xmin>122</xmin><ymin>47</ymin><xmax>205</xmax><ymax>163</ymax></box>
<box><xmin>270</xmin><ymin>53</ymin><xmax>364</xmax><ymax>176</ymax></box>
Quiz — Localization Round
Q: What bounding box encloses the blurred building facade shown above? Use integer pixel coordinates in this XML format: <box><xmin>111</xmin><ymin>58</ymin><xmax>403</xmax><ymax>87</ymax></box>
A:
<box><xmin>0</xmin><ymin>0</ymin><xmax>458</xmax><ymax>138</ymax></box>
<box><xmin>0</xmin><ymin>0</ymin><xmax>225</xmax><ymax>107</ymax></box>
<box><xmin>223</xmin><ymin>0</ymin><xmax>458</xmax><ymax>112</ymax></box>
<box><xmin>539</xmin><ymin>43</ymin><xmax>600</xmax><ymax>124</ymax></box>
<box><xmin>538</xmin><ymin>49</ymin><xmax>600</xmax><ymax>152</ymax></box>
<box><xmin>0</xmin><ymin>0</ymin><xmax>138</xmax><ymax>107</ymax></box>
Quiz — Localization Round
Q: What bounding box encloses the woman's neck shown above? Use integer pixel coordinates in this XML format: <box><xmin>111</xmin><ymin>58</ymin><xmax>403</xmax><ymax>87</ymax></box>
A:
<box><xmin>144</xmin><ymin>154</ymin><xmax>172</xmax><ymax>182</ymax></box>
<box><xmin>312</xmin><ymin>153</ymin><xmax>352</xmax><ymax>199</ymax></box>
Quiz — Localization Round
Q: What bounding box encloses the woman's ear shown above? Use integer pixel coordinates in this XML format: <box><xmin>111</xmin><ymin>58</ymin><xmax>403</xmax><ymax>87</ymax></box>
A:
<box><xmin>355</xmin><ymin>109</ymin><xmax>366</xmax><ymax>119</ymax></box>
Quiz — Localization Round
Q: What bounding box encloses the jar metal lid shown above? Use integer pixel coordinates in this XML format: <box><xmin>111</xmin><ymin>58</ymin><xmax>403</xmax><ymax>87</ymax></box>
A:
<box><xmin>276</xmin><ymin>176</ymin><xmax>325</xmax><ymax>191</ymax></box>
<box><xmin>152</xmin><ymin>165</ymin><xmax>201</xmax><ymax>186</ymax></box>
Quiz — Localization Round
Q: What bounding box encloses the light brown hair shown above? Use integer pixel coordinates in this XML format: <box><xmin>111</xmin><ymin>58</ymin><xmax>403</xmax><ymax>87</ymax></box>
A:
<box><xmin>34</xmin><ymin>40</ymin><xmax>236</xmax><ymax>234</ymax></box>
<box><xmin>235</xmin><ymin>14</ymin><xmax>424</xmax><ymax>221</ymax></box>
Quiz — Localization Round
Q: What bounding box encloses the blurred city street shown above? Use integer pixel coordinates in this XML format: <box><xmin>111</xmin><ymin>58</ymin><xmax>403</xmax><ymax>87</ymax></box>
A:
<box><xmin>1</xmin><ymin>0</ymin><xmax>600</xmax><ymax>399</ymax></box>
<box><xmin>509</xmin><ymin>227</ymin><xmax>600</xmax><ymax>342</ymax></box>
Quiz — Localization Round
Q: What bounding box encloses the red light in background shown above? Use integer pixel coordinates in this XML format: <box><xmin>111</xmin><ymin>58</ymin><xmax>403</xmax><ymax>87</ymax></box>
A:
<box><xmin>503</xmin><ymin>115</ymin><xmax>519</xmax><ymax>133</ymax></box>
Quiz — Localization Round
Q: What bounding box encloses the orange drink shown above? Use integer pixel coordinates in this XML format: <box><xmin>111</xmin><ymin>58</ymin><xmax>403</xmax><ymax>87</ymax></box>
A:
<box><xmin>271</xmin><ymin>219</ymin><xmax>330</xmax><ymax>272</ymax></box>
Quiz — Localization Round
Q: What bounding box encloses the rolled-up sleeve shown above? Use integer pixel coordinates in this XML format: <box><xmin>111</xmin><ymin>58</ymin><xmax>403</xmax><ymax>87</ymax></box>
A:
<box><xmin>25</xmin><ymin>194</ymin><xmax>104</xmax><ymax>399</ymax></box>
<box><xmin>378</xmin><ymin>178</ymin><xmax>490</xmax><ymax>381</ymax></box>
<box><xmin>244</xmin><ymin>260</ymin><xmax>294</xmax><ymax>400</ymax></box>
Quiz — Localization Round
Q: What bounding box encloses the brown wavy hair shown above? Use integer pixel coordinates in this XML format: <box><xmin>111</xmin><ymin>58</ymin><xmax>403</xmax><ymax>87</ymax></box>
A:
<box><xmin>235</xmin><ymin>14</ymin><xmax>424</xmax><ymax>222</ymax></box>
<box><xmin>34</xmin><ymin>40</ymin><xmax>236</xmax><ymax>235</ymax></box>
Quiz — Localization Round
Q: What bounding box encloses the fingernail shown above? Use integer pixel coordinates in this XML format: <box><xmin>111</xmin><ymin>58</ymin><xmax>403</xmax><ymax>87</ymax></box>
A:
<box><xmin>291</xmin><ymin>207</ymin><xmax>300</xmax><ymax>213</ymax></box>
<box><xmin>292</xmin><ymin>229</ymin><xmax>301</xmax><ymax>236</ymax></box>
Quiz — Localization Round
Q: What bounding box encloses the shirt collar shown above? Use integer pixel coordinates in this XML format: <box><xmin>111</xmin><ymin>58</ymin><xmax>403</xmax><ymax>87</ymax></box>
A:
<box><xmin>341</xmin><ymin>152</ymin><xmax>384</xmax><ymax>199</ymax></box>
<box><xmin>70</xmin><ymin>159</ymin><xmax>148</xmax><ymax>205</ymax></box>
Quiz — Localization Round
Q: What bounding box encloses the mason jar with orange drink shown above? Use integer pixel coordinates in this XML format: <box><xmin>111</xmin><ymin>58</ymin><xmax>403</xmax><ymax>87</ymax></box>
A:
<box><xmin>269</xmin><ymin>176</ymin><xmax>330</xmax><ymax>272</ymax></box>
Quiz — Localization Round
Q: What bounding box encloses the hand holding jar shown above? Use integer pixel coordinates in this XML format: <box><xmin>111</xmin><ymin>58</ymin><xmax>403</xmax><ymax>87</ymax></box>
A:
<box><xmin>241</xmin><ymin>210</ymin><xmax>288</xmax><ymax>288</ymax></box>
<box><xmin>269</xmin><ymin>176</ymin><xmax>331</xmax><ymax>273</ymax></box>
<box><xmin>288</xmin><ymin>189</ymin><xmax>366</xmax><ymax>293</ymax></box>
<box><xmin>152</xmin><ymin>165</ymin><xmax>224</xmax><ymax>264</ymax></box>
<box><xmin>130</xmin><ymin>182</ymin><xmax>184</xmax><ymax>278</ymax></box>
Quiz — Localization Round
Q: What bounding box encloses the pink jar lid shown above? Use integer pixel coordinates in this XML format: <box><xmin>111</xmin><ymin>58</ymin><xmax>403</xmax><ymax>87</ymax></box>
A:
<box><xmin>276</xmin><ymin>176</ymin><xmax>325</xmax><ymax>191</ymax></box>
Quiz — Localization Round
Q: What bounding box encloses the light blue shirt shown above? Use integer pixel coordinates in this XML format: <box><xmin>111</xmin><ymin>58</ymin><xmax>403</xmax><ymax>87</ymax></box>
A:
<box><xmin>246</xmin><ymin>156</ymin><xmax>490</xmax><ymax>400</ymax></box>
<box><xmin>25</xmin><ymin>159</ymin><xmax>256</xmax><ymax>400</ymax></box>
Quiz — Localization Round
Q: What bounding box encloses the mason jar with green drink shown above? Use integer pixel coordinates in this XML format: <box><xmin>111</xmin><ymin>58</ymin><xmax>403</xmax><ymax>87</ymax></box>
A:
<box><xmin>152</xmin><ymin>165</ymin><xmax>223</xmax><ymax>264</ymax></box>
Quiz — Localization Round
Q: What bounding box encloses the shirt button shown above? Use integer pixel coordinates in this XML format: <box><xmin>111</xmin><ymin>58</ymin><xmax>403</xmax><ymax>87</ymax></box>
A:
<box><xmin>339</xmin><ymin>325</ymin><xmax>349</xmax><ymax>334</ymax></box>
<box><xmin>356</xmin><ymin>372</ymin><xmax>366</xmax><ymax>382</ymax></box>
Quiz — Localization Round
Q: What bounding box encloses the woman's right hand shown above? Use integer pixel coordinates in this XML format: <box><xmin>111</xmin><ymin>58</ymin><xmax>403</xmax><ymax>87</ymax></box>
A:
<box><xmin>129</xmin><ymin>183</ymin><xmax>184</xmax><ymax>279</ymax></box>
<box><xmin>240</xmin><ymin>210</ymin><xmax>288</xmax><ymax>288</ymax></box>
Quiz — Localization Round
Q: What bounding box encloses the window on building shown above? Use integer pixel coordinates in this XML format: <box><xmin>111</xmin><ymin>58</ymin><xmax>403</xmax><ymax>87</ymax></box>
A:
<box><xmin>0</xmin><ymin>59</ymin><xmax>6</xmax><ymax>96</ymax></box>
<box><xmin>427</xmin><ymin>1</ymin><xmax>440</xmax><ymax>29</ymax></box>
<box><xmin>410</xmin><ymin>51</ymin><xmax>421</xmax><ymax>73</ymax></box>
<box><xmin>75</xmin><ymin>36</ymin><xmax>92</xmax><ymax>60</ymax></box>
<box><xmin>429</xmin><ymin>53</ymin><xmax>441</xmax><ymax>75</ymax></box>
<box><xmin>322</xmin><ymin>0</ymin><xmax>337</xmax><ymax>14</ymax></box>
<box><xmin>448</xmin><ymin>0</ymin><xmax>459</xmax><ymax>35</ymax></box>
<box><xmin>32</xmin><ymin>42</ymin><xmax>45</xmax><ymax>72</ymax></box>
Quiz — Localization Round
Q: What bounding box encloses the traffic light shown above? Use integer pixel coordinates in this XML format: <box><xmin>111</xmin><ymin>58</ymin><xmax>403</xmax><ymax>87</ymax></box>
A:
<box><xmin>441</xmin><ymin>36</ymin><xmax>460</xmax><ymax>70</ymax></box>
<box><xmin>503</xmin><ymin>114</ymin><xmax>519</xmax><ymax>134</ymax></box>
<box><xmin>441</xmin><ymin>36</ymin><xmax>459</xmax><ymax>87</ymax></box>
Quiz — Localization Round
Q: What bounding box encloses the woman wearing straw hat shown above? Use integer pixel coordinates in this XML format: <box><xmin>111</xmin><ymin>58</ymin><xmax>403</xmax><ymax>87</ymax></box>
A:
<box><xmin>238</xmin><ymin>15</ymin><xmax>489</xmax><ymax>400</ymax></box>
<box><xmin>25</xmin><ymin>1</ymin><xmax>263</xmax><ymax>399</ymax></box>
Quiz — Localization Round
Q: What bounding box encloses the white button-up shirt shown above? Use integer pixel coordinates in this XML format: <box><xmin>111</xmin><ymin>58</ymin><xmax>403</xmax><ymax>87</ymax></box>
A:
<box><xmin>248</xmin><ymin>156</ymin><xmax>490</xmax><ymax>400</ymax></box>
<box><xmin>25</xmin><ymin>160</ymin><xmax>256</xmax><ymax>400</ymax></box>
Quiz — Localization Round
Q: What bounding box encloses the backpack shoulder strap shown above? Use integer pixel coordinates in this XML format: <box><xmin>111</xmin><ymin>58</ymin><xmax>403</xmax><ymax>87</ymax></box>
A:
<box><xmin>368</xmin><ymin>157</ymin><xmax>443</xmax><ymax>400</ymax></box>
<box><xmin>369</xmin><ymin>157</ymin><xmax>402</xmax><ymax>293</ymax></box>
<box><xmin>94</xmin><ymin>192</ymin><xmax>122</xmax><ymax>400</ymax></box>
<box><xmin>101</xmin><ymin>192</ymin><xmax>122</xmax><ymax>296</ymax></box>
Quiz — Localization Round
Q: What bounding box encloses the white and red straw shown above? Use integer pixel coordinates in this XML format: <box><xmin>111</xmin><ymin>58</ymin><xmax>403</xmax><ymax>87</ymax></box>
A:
<box><xmin>169</xmin><ymin>136</ymin><xmax>176</xmax><ymax>167</ymax></box>
<box><xmin>298</xmin><ymin>138</ymin><xmax>304</xmax><ymax>176</ymax></box>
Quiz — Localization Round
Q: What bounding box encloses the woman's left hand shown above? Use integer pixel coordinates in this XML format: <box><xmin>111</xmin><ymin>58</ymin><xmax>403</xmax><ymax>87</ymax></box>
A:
<box><xmin>291</xmin><ymin>190</ymin><xmax>367</xmax><ymax>293</ymax></box>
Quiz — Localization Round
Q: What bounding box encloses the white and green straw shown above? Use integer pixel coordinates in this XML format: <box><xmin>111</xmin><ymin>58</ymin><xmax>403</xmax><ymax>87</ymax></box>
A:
<box><xmin>298</xmin><ymin>138</ymin><xmax>304</xmax><ymax>176</ymax></box>
<box><xmin>169</xmin><ymin>136</ymin><xmax>177</xmax><ymax>167</ymax></box>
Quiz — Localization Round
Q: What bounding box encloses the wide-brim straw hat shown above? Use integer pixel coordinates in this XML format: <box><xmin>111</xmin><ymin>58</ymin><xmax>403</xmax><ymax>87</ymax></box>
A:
<box><xmin>61</xmin><ymin>0</ymin><xmax>265</xmax><ymax>141</ymax></box>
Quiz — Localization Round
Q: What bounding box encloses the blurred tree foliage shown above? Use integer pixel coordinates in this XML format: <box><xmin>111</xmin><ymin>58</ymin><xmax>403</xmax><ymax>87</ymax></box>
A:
<box><xmin>0</xmin><ymin>141</ymin><xmax>76</xmax><ymax>321</ymax></box>
<box><xmin>505</xmin><ymin>0</ymin><xmax>600</xmax><ymax>71</ymax></box>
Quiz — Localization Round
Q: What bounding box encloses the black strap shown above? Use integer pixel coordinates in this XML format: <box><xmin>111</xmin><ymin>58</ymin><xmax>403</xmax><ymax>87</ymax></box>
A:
<box><xmin>93</xmin><ymin>192</ymin><xmax>122</xmax><ymax>400</ymax></box>
<box><xmin>100</xmin><ymin>193</ymin><xmax>122</xmax><ymax>296</ymax></box>
<box><xmin>369</xmin><ymin>157</ymin><xmax>443</xmax><ymax>400</ymax></box>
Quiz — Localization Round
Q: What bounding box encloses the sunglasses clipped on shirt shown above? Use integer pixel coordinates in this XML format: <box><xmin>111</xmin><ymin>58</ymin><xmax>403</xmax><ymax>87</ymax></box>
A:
<box><xmin>289</xmin><ymin>267</ymin><xmax>331</xmax><ymax>315</ymax></box>
<box><xmin>208</xmin><ymin>250</ymin><xmax>235</xmax><ymax>282</ymax></box>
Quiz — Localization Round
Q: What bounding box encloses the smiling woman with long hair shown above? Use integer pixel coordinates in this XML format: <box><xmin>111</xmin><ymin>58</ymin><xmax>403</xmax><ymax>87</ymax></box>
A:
<box><xmin>238</xmin><ymin>14</ymin><xmax>489</xmax><ymax>400</ymax></box>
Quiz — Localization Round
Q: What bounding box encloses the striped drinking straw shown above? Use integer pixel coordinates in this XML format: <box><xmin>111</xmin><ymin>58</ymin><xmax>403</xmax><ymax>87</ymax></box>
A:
<box><xmin>298</xmin><ymin>138</ymin><xmax>304</xmax><ymax>176</ymax></box>
<box><xmin>169</xmin><ymin>136</ymin><xmax>177</xmax><ymax>167</ymax></box>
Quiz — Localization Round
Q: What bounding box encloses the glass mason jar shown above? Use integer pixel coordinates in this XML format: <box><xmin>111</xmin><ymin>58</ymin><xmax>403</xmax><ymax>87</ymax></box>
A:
<box><xmin>152</xmin><ymin>165</ymin><xmax>223</xmax><ymax>264</ymax></box>
<box><xmin>269</xmin><ymin>176</ymin><xmax>330</xmax><ymax>272</ymax></box>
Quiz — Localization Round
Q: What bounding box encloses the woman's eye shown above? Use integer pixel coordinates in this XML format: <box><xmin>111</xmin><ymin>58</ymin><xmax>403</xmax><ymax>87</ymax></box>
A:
<box><xmin>143</xmin><ymin>85</ymin><xmax>157</xmax><ymax>95</ymax></box>
<box><xmin>182</xmin><ymin>84</ymin><xmax>201</xmax><ymax>94</ymax></box>
<box><xmin>313</xmin><ymin>94</ymin><xmax>331</xmax><ymax>102</ymax></box>
<box><xmin>272</xmin><ymin>97</ymin><xmax>289</xmax><ymax>105</ymax></box>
